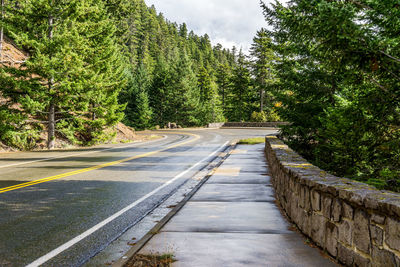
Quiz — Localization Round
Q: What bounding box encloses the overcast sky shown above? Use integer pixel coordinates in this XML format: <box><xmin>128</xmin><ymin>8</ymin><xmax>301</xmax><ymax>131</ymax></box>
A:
<box><xmin>144</xmin><ymin>0</ymin><xmax>275</xmax><ymax>53</ymax></box>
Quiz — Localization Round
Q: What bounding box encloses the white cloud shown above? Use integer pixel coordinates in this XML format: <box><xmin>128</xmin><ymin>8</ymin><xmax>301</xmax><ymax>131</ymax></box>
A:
<box><xmin>144</xmin><ymin>0</ymin><xmax>274</xmax><ymax>53</ymax></box>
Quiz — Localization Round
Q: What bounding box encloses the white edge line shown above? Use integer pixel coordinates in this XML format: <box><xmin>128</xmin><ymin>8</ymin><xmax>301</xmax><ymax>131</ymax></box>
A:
<box><xmin>0</xmin><ymin>135</ymin><xmax>168</xmax><ymax>169</ymax></box>
<box><xmin>26</xmin><ymin>141</ymin><xmax>229</xmax><ymax>267</ymax></box>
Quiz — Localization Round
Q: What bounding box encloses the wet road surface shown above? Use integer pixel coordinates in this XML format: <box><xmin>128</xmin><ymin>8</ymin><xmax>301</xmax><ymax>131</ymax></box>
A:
<box><xmin>0</xmin><ymin>128</ymin><xmax>277</xmax><ymax>266</ymax></box>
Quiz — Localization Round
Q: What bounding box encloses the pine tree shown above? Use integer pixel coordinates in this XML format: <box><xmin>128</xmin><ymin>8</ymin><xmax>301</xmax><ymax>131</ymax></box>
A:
<box><xmin>77</xmin><ymin>0</ymin><xmax>127</xmax><ymax>145</ymax></box>
<box><xmin>0</xmin><ymin>0</ymin><xmax>125</xmax><ymax>149</ymax></box>
<box><xmin>166</xmin><ymin>48</ymin><xmax>200</xmax><ymax>126</ymax></box>
<box><xmin>215</xmin><ymin>63</ymin><xmax>232</xmax><ymax>114</ymax></box>
<box><xmin>121</xmin><ymin>64</ymin><xmax>152</xmax><ymax>130</ymax></box>
<box><xmin>197</xmin><ymin>66</ymin><xmax>223</xmax><ymax>124</ymax></box>
<box><xmin>228</xmin><ymin>50</ymin><xmax>253</xmax><ymax>121</ymax></box>
<box><xmin>262</xmin><ymin>0</ymin><xmax>400</xmax><ymax>190</ymax></box>
<box><xmin>148</xmin><ymin>54</ymin><xmax>170</xmax><ymax>126</ymax></box>
<box><xmin>249</xmin><ymin>28</ymin><xmax>277</xmax><ymax>112</ymax></box>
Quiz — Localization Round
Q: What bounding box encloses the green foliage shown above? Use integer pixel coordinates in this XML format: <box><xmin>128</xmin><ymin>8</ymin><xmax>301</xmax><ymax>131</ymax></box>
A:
<box><xmin>250</xmin><ymin>111</ymin><xmax>267</xmax><ymax>122</ymax></box>
<box><xmin>109</xmin><ymin>0</ymin><xmax>239</xmax><ymax>128</ymax></box>
<box><xmin>262</xmin><ymin>0</ymin><xmax>400</xmax><ymax>191</ymax></box>
<box><xmin>226</xmin><ymin>51</ymin><xmax>255</xmax><ymax>122</ymax></box>
<box><xmin>250</xmin><ymin>110</ymin><xmax>280</xmax><ymax>122</ymax></box>
<box><xmin>121</xmin><ymin>64</ymin><xmax>152</xmax><ymax>130</ymax></box>
<box><xmin>0</xmin><ymin>0</ymin><xmax>280</xmax><ymax>150</ymax></box>
<box><xmin>250</xmin><ymin>28</ymin><xmax>277</xmax><ymax>113</ymax></box>
<box><xmin>265</xmin><ymin>109</ymin><xmax>280</xmax><ymax>122</ymax></box>
<box><xmin>0</xmin><ymin>0</ymin><xmax>126</xmax><ymax>149</ymax></box>
<box><xmin>238</xmin><ymin>137</ymin><xmax>265</xmax><ymax>145</ymax></box>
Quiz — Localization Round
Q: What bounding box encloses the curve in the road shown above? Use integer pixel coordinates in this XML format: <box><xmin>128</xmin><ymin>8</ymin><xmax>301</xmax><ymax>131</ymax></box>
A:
<box><xmin>0</xmin><ymin>132</ymin><xmax>199</xmax><ymax>194</ymax></box>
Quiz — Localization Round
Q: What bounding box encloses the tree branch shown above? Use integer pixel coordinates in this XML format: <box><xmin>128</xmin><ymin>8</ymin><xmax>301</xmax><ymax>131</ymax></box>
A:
<box><xmin>380</xmin><ymin>50</ymin><xmax>400</xmax><ymax>64</ymax></box>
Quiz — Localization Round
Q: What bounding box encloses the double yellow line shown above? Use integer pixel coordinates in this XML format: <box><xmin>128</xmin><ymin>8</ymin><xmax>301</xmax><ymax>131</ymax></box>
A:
<box><xmin>0</xmin><ymin>132</ymin><xmax>200</xmax><ymax>194</ymax></box>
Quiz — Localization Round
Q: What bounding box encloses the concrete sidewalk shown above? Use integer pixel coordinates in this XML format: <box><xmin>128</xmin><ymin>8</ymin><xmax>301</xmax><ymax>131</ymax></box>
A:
<box><xmin>135</xmin><ymin>143</ymin><xmax>337</xmax><ymax>266</ymax></box>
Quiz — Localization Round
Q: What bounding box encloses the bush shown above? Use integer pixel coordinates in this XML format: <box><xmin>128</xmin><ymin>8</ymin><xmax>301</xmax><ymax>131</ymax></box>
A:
<box><xmin>1</xmin><ymin>130</ymin><xmax>39</xmax><ymax>150</ymax></box>
<box><xmin>250</xmin><ymin>111</ymin><xmax>267</xmax><ymax>122</ymax></box>
<box><xmin>265</xmin><ymin>109</ymin><xmax>281</xmax><ymax>122</ymax></box>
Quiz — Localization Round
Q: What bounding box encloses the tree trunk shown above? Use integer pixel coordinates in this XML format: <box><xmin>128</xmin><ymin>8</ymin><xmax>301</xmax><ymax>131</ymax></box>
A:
<box><xmin>47</xmin><ymin>14</ymin><xmax>55</xmax><ymax>149</ymax></box>
<box><xmin>222</xmin><ymin>86</ymin><xmax>225</xmax><ymax>109</ymax></box>
<box><xmin>0</xmin><ymin>0</ymin><xmax>4</xmax><ymax>61</ymax></box>
<box><xmin>260</xmin><ymin>88</ymin><xmax>264</xmax><ymax>112</ymax></box>
<box><xmin>47</xmin><ymin>101</ymin><xmax>55</xmax><ymax>149</ymax></box>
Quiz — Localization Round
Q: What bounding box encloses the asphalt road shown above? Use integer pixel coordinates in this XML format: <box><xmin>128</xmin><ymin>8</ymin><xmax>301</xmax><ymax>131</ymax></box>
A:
<box><xmin>0</xmin><ymin>128</ymin><xmax>277</xmax><ymax>267</ymax></box>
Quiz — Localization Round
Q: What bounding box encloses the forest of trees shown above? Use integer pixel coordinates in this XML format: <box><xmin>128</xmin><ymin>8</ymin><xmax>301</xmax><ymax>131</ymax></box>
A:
<box><xmin>1</xmin><ymin>0</ymin><xmax>397</xmax><ymax>191</ymax></box>
<box><xmin>262</xmin><ymin>0</ymin><xmax>400</xmax><ymax>191</ymax></box>
<box><xmin>0</xmin><ymin>0</ymin><xmax>278</xmax><ymax>150</ymax></box>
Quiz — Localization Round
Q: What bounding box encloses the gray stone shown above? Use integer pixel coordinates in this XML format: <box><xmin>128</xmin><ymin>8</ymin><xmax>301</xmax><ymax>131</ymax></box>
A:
<box><xmin>299</xmin><ymin>186</ymin><xmax>310</xmax><ymax>211</ymax></box>
<box><xmin>338</xmin><ymin>243</ymin><xmax>354</xmax><ymax>266</ymax></box>
<box><xmin>354</xmin><ymin>210</ymin><xmax>371</xmax><ymax>254</ymax></box>
<box><xmin>342</xmin><ymin>201</ymin><xmax>354</xmax><ymax>219</ymax></box>
<box><xmin>370</xmin><ymin>225</ymin><xmax>383</xmax><ymax>246</ymax></box>
<box><xmin>311</xmin><ymin>213</ymin><xmax>326</xmax><ymax>247</ymax></box>
<box><xmin>372</xmin><ymin>246</ymin><xmax>398</xmax><ymax>267</ymax></box>
<box><xmin>338</xmin><ymin>220</ymin><xmax>353</xmax><ymax>246</ymax></box>
<box><xmin>290</xmin><ymin>193</ymin><xmax>299</xmax><ymax>221</ymax></box>
<box><xmin>385</xmin><ymin>217</ymin><xmax>400</xmax><ymax>252</ymax></box>
<box><xmin>300</xmin><ymin>210</ymin><xmax>312</xmax><ymax>237</ymax></box>
<box><xmin>354</xmin><ymin>253</ymin><xmax>371</xmax><ymax>267</ymax></box>
<box><xmin>371</xmin><ymin>214</ymin><xmax>386</xmax><ymax>225</ymax></box>
<box><xmin>325</xmin><ymin>221</ymin><xmax>338</xmax><ymax>257</ymax></box>
<box><xmin>322</xmin><ymin>195</ymin><xmax>332</xmax><ymax>219</ymax></box>
<box><xmin>332</xmin><ymin>199</ymin><xmax>342</xmax><ymax>222</ymax></box>
<box><xmin>299</xmin><ymin>186</ymin><xmax>305</xmax><ymax>209</ymax></box>
<box><xmin>311</xmin><ymin>190</ymin><xmax>321</xmax><ymax>211</ymax></box>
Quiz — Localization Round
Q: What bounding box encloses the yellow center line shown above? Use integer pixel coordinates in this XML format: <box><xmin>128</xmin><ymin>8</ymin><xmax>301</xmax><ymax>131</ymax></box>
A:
<box><xmin>0</xmin><ymin>132</ymin><xmax>200</xmax><ymax>194</ymax></box>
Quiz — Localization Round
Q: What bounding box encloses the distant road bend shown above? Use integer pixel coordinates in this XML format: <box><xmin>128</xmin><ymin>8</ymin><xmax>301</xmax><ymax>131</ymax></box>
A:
<box><xmin>0</xmin><ymin>128</ymin><xmax>277</xmax><ymax>267</ymax></box>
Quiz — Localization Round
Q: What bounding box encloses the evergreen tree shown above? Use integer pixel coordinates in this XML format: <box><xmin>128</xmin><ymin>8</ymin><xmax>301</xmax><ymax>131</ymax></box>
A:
<box><xmin>0</xmin><ymin>0</ymin><xmax>246</xmax><ymax>149</ymax></box>
<box><xmin>197</xmin><ymin>66</ymin><xmax>223</xmax><ymax>124</ymax></box>
<box><xmin>215</xmin><ymin>63</ymin><xmax>232</xmax><ymax>114</ymax></box>
<box><xmin>166</xmin><ymin>48</ymin><xmax>200</xmax><ymax>126</ymax></box>
<box><xmin>228</xmin><ymin>50</ymin><xmax>253</xmax><ymax>121</ymax></box>
<box><xmin>121</xmin><ymin>64</ymin><xmax>152</xmax><ymax>130</ymax></box>
<box><xmin>0</xmin><ymin>0</ymin><xmax>125</xmax><ymax>149</ymax></box>
<box><xmin>262</xmin><ymin>0</ymin><xmax>400</xmax><ymax>190</ymax></box>
<box><xmin>249</xmin><ymin>28</ymin><xmax>277</xmax><ymax>113</ymax></box>
<box><xmin>148</xmin><ymin>54</ymin><xmax>170</xmax><ymax>126</ymax></box>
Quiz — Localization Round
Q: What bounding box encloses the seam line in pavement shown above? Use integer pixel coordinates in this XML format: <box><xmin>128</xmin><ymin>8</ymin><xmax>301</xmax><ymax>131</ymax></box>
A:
<box><xmin>188</xmin><ymin>200</ymin><xmax>276</xmax><ymax>203</ymax></box>
<box><xmin>158</xmin><ymin>230</ymin><xmax>295</xmax><ymax>235</ymax></box>
<box><xmin>0</xmin><ymin>132</ymin><xmax>197</xmax><ymax>194</ymax></box>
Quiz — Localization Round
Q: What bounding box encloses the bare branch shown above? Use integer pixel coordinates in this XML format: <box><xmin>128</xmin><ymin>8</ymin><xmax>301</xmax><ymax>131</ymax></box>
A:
<box><xmin>25</xmin><ymin>120</ymin><xmax>49</xmax><ymax>124</ymax></box>
<box><xmin>0</xmin><ymin>54</ymin><xmax>26</xmax><ymax>64</ymax></box>
<box><xmin>55</xmin><ymin>117</ymin><xmax>74</xmax><ymax>122</ymax></box>
<box><xmin>380</xmin><ymin>50</ymin><xmax>400</xmax><ymax>64</ymax></box>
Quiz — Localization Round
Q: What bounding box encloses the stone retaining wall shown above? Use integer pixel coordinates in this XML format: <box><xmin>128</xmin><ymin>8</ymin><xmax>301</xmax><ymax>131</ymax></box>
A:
<box><xmin>207</xmin><ymin>122</ymin><xmax>225</xmax><ymax>128</ymax></box>
<box><xmin>265</xmin><ymin>136</ymin><xmax>400</xmax><ymax>266</ymax></box>
<box><xmin>208</xmin><ymin>122</ymin><xmax>289</xmax><ymax>128</ymax></box>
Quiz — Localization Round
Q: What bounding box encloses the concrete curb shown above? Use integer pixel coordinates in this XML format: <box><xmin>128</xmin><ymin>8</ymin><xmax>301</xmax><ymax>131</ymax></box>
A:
<box><xmin>112</xmin><ymin>142</ymin><xmax>237</xmax><ymax>267</ymax></box>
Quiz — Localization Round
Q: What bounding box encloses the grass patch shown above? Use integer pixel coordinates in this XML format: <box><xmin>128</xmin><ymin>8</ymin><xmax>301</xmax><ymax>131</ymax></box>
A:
<box><xmin>238</xmin><ymin>137</ymin><xmax>265</xmax><ymax>145</ymax></box>
<box><xmin>125</xmin><ymin>253</ymin><xmax>176</xmax><ymax>267</ymax></box>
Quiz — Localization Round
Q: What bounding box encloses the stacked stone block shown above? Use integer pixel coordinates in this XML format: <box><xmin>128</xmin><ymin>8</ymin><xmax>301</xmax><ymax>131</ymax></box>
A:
<box><xmin>265</xmin><ymin>136</ymin><xmax>400</xmax><ymax>267</ymax></box>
